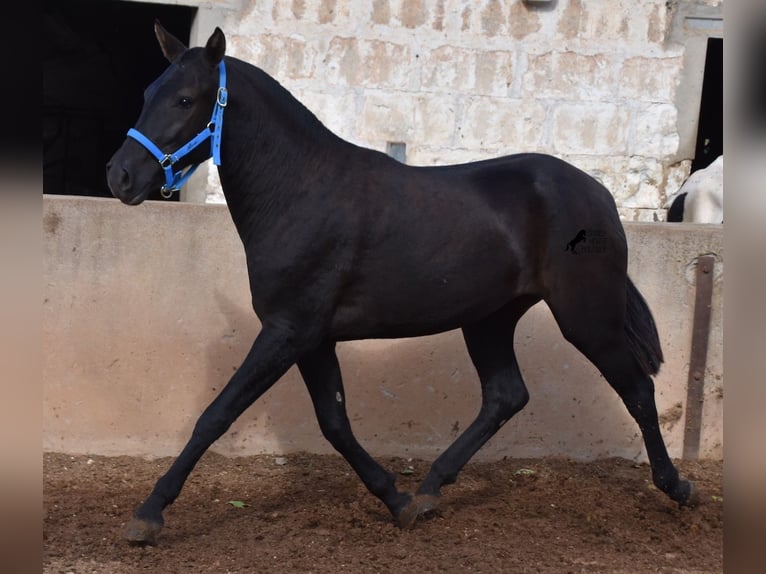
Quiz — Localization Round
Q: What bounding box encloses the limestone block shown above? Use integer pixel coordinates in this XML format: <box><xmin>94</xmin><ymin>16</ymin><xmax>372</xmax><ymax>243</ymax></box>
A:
<box><xmin>478</xmin><ymin>0</ymin><xmax>505</xmax><ymax>37</ymax></box>
<box><xmin>421</xmin><ymin>46</ymin><xmax>475</xmax><ymax>93</ymax></box>
<box><xmin>231</xmin><ymin>34</ymin><xmax>316</xmax><ymax>81</ymax></box>
<box><xmin>371</xmin><ymin>0</ymin><xmax>391</xmax><ymax>26</ymax></box>
<box><xmin>422</xmin><ymin>47</ymin><xmax>515</xmax><ymax>97</ymax></box>
<box><xmin>552</xmin><ymin>0</ymin><xmax>676</xmax><ymax>50</ymax></box>
<box><xmin>398</xmin><ymin>0</ymin><xmax>428</xmax><ymax>29</ymax></box>
<box><xmin>358</xmin><ymin>92</ymin><xmax>416</xmax><ymax>143</ymax></box>
<box><xmin>474</xmin><ymin>50</ymin><xmax>515</xmax><ymax>97</ymax></box>
<box><xmin>645</xmin><ymin>0</ymin><xmax>673</xmax><ymax>44</ymax></box>
<box><xmin>325</xmin><ymin>37</ymin><xmax>412</xmax><ymax>89</ymax></box>
<box><xmin>460</xmin><ymin>96</ymin><xmax>548</xmax><ymax>151</ymax></box>
<box><xmin>362</xmin><ymin>40</ymin><xmax>413</xmax><ymax>89</ymax></box>
<box><xmin>369</xmin><ymin>0</ymin><xmax>434</xmax><ymax>29</ymax></box>
<box><xmin>507</xmin><ymin>0</ymin><xmax>542</xmax><ymax>40</ymax></box>
<box><xmin>316</xmin><ymin>0</ymin><xmax>350</xmax><ymax>25</ymax></box>
<box><xmin>413</xmin><ymin>94</ymin><xmax>458</xmax><ymax>146</ymax></box>
<box><xmin>324</xmin><ymin>36</ymin><xmax>361</xmax><ymax>86</ymax></box>
<box><xmin>617</xmin><ymin>57</ymin><xmax>683</xmax><ymax>102</ymax></box>
<box><xmin>357</xmin><ymin>91</ymin><xmax>457</xmax><ymax>148</ymax></box>
<box><xmin>270</xmin><ymin>0</ymin><xmax>352</xmax><ymax>25</ymax></box>
<box><xmin>577</xmin><ymin>0</ymin><xmax>657</xmax><ymax>46</ymax></box>
<box><xmin>552</xmin><ymin>103</ymin><xmax>630</xmax><ymax>155</ymax></box>
<box><xmin>459</xmin><ymin>4</ymin><xmax>473</xmax><ymax>32</ymax></box>
<box><xmin>556</xmin><ymin>0</ymin><xmax>584</xmax><ymax>41</ymax></box>
<box><xmin>236</xmin><ymin>0</ymin><xmax>273</xmax><ymax>29</ymax></box>
<box><xmin>523</xmin><ymin>52</ymin><xmax>615</xmax><ymax>100</ymax></box>
<box><xmin>431</xmin><ymin>0</ymin><xmax>448</xmax><ymax>32</ymax></box>
<box><xmin>617</xmin><ymin>156</ymin><xmax>665</xmax><ymax>208</ymax></box>
<box><xmin>631</xmin><ymin>103</ymin><xmax>679</xmax><ymax>158</ymax></box>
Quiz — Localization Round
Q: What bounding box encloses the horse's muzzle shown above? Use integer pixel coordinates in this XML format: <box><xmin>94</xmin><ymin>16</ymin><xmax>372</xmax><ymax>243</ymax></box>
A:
<box><xmin>106</xmin><ymin>147</ymin><xmax>153</xmax><ymax>205</ymax></box>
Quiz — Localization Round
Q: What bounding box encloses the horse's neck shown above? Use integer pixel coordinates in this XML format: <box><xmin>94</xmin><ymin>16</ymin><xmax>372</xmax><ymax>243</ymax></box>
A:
<box><xmin>217</xmin><ymin>59</ymin><xmax>349</xmax><ymax>246</ymax></box>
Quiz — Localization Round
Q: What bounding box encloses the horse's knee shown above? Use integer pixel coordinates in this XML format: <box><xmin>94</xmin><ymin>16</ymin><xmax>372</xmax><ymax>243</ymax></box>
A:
<box><xmin>488</xmin><ymin>378</ymin><xmax>529</xmax><ymax>422</ymax></box>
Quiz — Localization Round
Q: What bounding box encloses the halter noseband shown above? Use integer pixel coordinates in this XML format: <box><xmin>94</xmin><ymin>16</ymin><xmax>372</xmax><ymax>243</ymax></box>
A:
<box><xmin>126</xmin><ymin>61</ymin><xmax>227</xmax><ymax>198</ymax></box>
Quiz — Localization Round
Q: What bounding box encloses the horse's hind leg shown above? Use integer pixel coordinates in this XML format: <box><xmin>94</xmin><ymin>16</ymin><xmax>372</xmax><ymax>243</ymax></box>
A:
<box><xmin>400</xmin><ymin>298</ymin><xmax>535</xmax><ymax>528</ymax></box>
<box><xmin>297</xmin><ymin>342</ymin><xmax>412</xmax><ymax>520</ymax></box>
<box><xmin>576</xmin><ymin>340</ymin><xmax>695</xmax><ymax>505</ymax></box>
<box><xmin>545</xmin><ymin>279</ymin><xmax>697</xmax><ymax>508</ymax></box>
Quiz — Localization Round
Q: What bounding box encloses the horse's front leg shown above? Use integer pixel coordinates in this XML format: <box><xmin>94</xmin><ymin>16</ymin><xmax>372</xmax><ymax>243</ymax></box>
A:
<box><xmin>125</xmin><ymin>326</ymin><xmax>301</xmax><ymax>545</ymax></box>
<box><xmin>297</xmin><ymin>343</ymin><xmax>413</xmax><ymax>521</ymax></box>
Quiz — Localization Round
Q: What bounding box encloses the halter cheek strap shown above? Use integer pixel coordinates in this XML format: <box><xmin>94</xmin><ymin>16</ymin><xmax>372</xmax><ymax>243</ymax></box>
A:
<box><xmin>127</xmin><ymin>60</ymin><xmax>227</xmax><ymax>198</ymax></box>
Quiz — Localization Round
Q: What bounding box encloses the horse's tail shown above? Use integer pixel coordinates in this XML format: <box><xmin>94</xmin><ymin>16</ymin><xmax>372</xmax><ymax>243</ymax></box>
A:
<box><xmin>624</xmin><ymin>277</ymin><xmax>664</xmax><ymax>376</ymax></box>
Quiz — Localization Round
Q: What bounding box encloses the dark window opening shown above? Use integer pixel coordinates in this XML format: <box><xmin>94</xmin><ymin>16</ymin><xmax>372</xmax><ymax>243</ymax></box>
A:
<box><xmin>43</xmin><ymin>0</ymin><xmax>196</xmax><ymax>201</ymax></box>
<box><xmin>691</xmin><ymin>37</ymin><xmax>722</xmax><ymax>174</ymax></box>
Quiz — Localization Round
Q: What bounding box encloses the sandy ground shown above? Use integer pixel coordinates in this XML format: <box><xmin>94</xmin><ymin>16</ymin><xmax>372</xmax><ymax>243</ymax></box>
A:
<box><xmin>43</xmin><ymin>451</ymin><xmax>722</xmax><ymax>573</ymax></box>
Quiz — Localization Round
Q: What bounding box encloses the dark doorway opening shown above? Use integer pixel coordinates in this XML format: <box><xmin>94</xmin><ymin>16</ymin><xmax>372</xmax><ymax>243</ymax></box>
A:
<box><xmin>43</xmin><ymin>0</ymin><xmax>196</xmax><ymax>201</ymax></box>
<box><xmin>690</xmin><ymin>37</ymin><xmax>723</xmax><ymax>174</ymax></box>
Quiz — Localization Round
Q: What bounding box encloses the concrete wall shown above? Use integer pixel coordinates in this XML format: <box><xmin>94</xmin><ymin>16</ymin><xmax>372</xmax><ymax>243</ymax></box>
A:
<box><xmin>42</xmin><ymin>195</ymin><xmax>723</xmax><ymax>462</ymax></box>
<box><xmin>154</xmin><ymin>0</ymin><xmax>724</xmax><ymax>222</ymax></box>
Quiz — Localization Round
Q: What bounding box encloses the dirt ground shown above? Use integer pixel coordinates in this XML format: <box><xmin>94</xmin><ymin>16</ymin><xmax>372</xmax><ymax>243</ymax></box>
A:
<box><xmin>43</xmin><ymin>451</ymin><xmax>722</xmax><ymax>573</ymax></box>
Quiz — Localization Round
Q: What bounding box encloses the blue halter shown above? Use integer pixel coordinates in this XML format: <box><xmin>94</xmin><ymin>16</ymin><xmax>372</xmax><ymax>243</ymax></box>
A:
<box><xmin>127</xmin><ymin>61</ymin><xmax>227</xmax><ymax>198</ymax></box>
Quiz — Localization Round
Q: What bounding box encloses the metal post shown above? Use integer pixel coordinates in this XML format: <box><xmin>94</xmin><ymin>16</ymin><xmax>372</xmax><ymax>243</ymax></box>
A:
<box><xmin>682</xmin><ymin>255</ymin><xmax>715</xmax><ymax>460</ymax></box>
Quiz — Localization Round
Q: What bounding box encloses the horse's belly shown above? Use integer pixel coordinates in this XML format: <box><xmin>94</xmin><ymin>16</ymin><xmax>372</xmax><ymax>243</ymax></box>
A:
<box><xmin>329</xmin><ymin>265</ymin><xmax>522</xmax><ymax>340</ymax></box>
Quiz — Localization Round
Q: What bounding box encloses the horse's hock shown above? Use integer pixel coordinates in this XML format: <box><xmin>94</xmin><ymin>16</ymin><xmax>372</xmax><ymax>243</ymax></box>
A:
<box><xmin>43</xmin><ymin>195</ymin><xmax>722</xmax><ymax>463</ymax></box>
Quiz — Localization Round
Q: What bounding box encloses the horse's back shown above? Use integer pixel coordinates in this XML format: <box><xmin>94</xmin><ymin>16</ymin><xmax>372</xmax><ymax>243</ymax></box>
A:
<box><xmin>328</xmin><ymin>152</ymin><xmax>626</xmax><ymax>340</ymax></box>
<box><xmin>431</xmin><ymin>153</ymin><xmax>619</xmax><ymax>217</ymax></box>
<box><xmin>429</xmin><ymin>152</ymin><xmax>625</xmax><ymax>253</ymax></box>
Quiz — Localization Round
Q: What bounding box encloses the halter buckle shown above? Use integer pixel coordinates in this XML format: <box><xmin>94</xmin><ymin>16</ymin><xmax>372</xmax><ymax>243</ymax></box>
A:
<box><xmin>159</xmin><ymin>154</ymin><xmax>175</xmax><ymax>169</ymax></box>
<box><xmin>217</xmin><ymin>87</ymin><xmax>228</xmax><ymax>107</ymax></box>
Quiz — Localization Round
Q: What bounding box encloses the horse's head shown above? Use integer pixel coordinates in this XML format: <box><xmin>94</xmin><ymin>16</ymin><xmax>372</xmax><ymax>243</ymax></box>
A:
<box><xmin>106</xmin><ymin>22</ymin><xmax>226</xmax><ymax>205</ymax></box>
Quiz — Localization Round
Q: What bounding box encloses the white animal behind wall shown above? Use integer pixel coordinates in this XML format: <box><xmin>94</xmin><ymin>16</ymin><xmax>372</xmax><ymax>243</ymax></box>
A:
<box><xmin>666</xmin><ymin>155</ymin><xmax>723</xmax><ymax>223</ymax></box>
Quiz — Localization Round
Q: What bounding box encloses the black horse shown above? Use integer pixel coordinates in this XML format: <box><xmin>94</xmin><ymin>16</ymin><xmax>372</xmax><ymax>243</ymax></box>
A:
<box><xmin>106</xmin><ymin>24</ymin><xmax>697</xmax><ymax>545</ymax></box>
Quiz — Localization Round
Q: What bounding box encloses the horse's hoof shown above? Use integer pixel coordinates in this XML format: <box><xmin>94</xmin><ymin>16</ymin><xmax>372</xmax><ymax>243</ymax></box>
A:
<box><xmin>125</xmin><ymin>517</ymin><xmax>163</xmax><ymax>545</ymax></box>
<box><xmin>397</xmin><ymin>494</ymin><xmax>441</xmax><ymax>529</ymax></box>
<box><xmin>679</xmin><ymin>480</ymin><xmax>700</xmax><ymax>508</ymax></box>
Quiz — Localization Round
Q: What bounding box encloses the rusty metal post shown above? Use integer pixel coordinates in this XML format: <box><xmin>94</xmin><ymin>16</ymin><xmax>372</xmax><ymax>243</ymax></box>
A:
<box><xmin>682</xmin><ymin>255</ymin><xmax>715</xmax><ymax>460</ymax></box>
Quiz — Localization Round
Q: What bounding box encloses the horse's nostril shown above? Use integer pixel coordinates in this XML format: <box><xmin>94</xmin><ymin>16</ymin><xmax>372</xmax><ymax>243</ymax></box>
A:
<box><xmin>120</xmin><ymin>167</ymin><xmax>131</xmax><ymax>188</ymax></box>
<box><xmin>106</xmin><ymin>160</ymin><xmax>132</xmax><ymax>193</ymax></box>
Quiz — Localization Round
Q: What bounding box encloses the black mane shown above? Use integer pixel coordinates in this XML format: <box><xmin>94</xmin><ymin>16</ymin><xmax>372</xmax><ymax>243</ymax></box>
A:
<box><xmin>226</xmin><ymin>56</ymin><xmax>343</xmax><ymax>149</ymax></box>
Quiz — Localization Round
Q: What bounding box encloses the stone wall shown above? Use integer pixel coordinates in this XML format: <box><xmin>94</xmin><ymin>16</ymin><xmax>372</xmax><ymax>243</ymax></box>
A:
<box><xmin>43</xmin><ymin>196</ymin><xmax>723</xmax><ymax>462</ymax></box>
<box><xmin>179</xmin><ymin>0</ymin><xmax>723</xmax><ymax>221</ymax></box>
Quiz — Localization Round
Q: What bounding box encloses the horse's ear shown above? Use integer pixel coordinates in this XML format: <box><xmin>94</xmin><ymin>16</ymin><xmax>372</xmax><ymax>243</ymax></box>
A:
<box><xmin>154</xmin><ymin>20</ymin><xmax>187</xmax><ymax>63</ymax></box>
<box><xmin>204</xmin><ymin>27</ymin><xmax>226</xmax><ymax>66</ymax></box>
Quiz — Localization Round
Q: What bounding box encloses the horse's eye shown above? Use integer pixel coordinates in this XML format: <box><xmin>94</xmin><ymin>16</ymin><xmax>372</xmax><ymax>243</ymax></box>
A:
<box><xmin>177</xmin><ymin>97</ymin><xmax>193</xmax><ymax>109</ymax></box>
